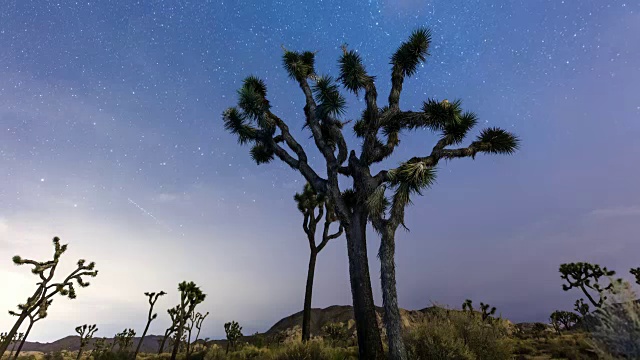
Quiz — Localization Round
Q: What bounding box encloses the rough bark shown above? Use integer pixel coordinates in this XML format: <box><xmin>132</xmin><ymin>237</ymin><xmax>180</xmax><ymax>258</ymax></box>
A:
<box><xmin>302</xmin><ymin>250</ymin><xmax>318</xmax><ymax>342</ymax></box>
<box><xmin>379</xmin><ymin>227</ymin><xmax>408</xmax><ymax>360</ymax></box>
<box><xmin>344</xmin><ymin>208</ymin><xmax>385</xmax><ymax>360</ymax></box>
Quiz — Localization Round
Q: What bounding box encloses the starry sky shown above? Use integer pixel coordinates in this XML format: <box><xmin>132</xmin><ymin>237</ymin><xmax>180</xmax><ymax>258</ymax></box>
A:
<box><xmin>1</xmin><ymin>0</ymin><xmax>639</xmax><ymax>342</ymax></box>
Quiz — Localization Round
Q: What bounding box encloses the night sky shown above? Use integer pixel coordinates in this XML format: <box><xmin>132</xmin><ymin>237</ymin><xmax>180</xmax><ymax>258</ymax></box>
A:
<box><xmin>1</xmin><ymin>0</ymin><xmax>639</xmax><ymax>342</ymax></box>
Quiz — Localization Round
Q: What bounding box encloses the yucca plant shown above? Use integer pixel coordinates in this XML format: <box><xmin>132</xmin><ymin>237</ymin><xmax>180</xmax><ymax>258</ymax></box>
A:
<box><xmin>75</xmin><ymin>324</ymin><xmax>98</xmax><ymax>360</ymax></box>
<box><xmin>223</xmin><ymin>27</ymin><xmax>519</xmax><ymax>360</ymax></box>
<box><xmin>294</xmin><ymin>183</ymin><xmax>343</xmax><ymax>342</ymax></box>
<box><xmin>0</xmin><ymin>237</ymin><xmax>98</xmax><ymax>355</ymax></box>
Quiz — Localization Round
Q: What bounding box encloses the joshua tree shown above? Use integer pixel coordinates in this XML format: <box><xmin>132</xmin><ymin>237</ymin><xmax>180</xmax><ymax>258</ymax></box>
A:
<box><xmin>89</xmin><ymin>338</ymin><xmax>108</xmax><ymax>358</ymax></box>
<box><xmin>294</xmin><ymin>183</ymin><xmax>343</xmax><ymax>341</ymax></box>
<box><xmin>134</xmin><ymin>291</ymin><xmax>166</xmax><ymax>359</ymax></box>
<box><xmin>187</xmin><ymin>311</ymin><xmax>209</xmax><ymax>357</ymax></box>
<box><xmin>0</xmin><ymin>237</ymin><xmax>98</xmax><ymax>355</ymax></box>
<box><xmin>461</xmin><ymin>299</ymin><xmax>473</xmax><ymax>313</ymax></box>
<box><xmin>224</xmin><ymin>321</ymin><xmax>242</xmax><ymax>354</ymax></box>
<box><xmin>631</xmin><ymin>267</ymin><xmax>640</xmax><ymax>285</ymax></box>
<box><xmin>223</xmin><ymin>27</ymin><xmax>519</xmax><ymax>360</ymax></box>
<box><xmin>112</xmin><ymin>328</ymin><xmax>135</xmax><ymax>352</ymax></box>
<box><xmin>11</xmin><ymin>298</ymin><xmax>51</xmax><ymax>359</ymax></box>
<box><xmin>479</xmin><ymin>302</ymin><xmax>497</xmax><ymax>322</ymax></box>
<box><xmin>560</xmin><ymin>262</ymin><xmax>620</xmax><ymax>308</ymax></box>
<box><xmin>158</xmin><ymin>306</ymin><xmax>180</xmax><ymax>354</ymax></box>
<box><xmin>170</xmin><ymin>282</ymin><xmax>206</xmax><ymax>360</ymax></box>
<box><xmin>549</xmin><ymin>311</ymin><xmax>579</xmax><ymax>332</ymax></box>
<box><xmin>75</xmin><ymin>324</ymin><xmax>98</xmax><ymax>360</ymax></box>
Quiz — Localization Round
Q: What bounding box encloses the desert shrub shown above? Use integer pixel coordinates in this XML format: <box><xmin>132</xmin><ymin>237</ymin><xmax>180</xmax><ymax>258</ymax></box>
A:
<box><xmin>92</xmin><ymin>351</ymin><xmax>135</xmax><ymax>360</ymax></box>
<box><xmin>16</xmin><ymin>355</ymin><xmax>38</xmax><ymax>360</ymax></box>
<box><xmin>270</xmin><ymin>341</ymin><xmax>327</xmax><ymax>360</ymax></box>
<box><xmin>590</xmin><ymin>279</ymin><xmax>640</xmax><ymax>358</ymax></box>
<box><xmin>405</xmin><ymin>308</ymin><xmax>512</xmax><ymax>360</ymax></box>
<box><xmin>43</xmin><ymin>351</ymin><xmax>64</xmax><ymax>360</ymax></box>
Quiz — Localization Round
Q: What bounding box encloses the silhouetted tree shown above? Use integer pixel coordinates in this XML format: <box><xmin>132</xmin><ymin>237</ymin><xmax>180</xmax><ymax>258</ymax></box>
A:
<box><xmin>560</xmin><ymin>262</ymin><xmax>620</xmax><ymax>308</ymax></box>
<box><xmin>294</xmin><ymin>183</ymin><xmax>343</xmax><ymax>341</ymax></box>
<box><xmin>631</xmin><ymin>267</ymin><xmax>640</xmax><ymax>285</ymax></box>
<box><xmin>223</xmin><ymin>27</ymin><xmax>519</xmax><ymax>360</ymax></box>
<box><xmin>462</xmin><ymin>299</ymin><xmax>473</xmax><ymax>313</ymax></box>
<box><xmin>75</xmin><ymin>324</ymin><xmax>97</xmax><ymax>360</ymax></box>
<box><xmin>170</xmin><ymin>282</ymin><xmax>206</xmax><ymax>360</ymax></box>
<box><xmin>11</xmin><ymin>298</ymin><xmax>52</xmax><ymax>359</ymax></box>
<box><xmin>112</xmin><ymin>328</ymin><xmax>135</xmax><ymax>352</ymax></box>
<box><xmin>479</xmin><ymin>302</ymin><xmax>497</xmax><ymax>322</ymax></box>
<box><xmin>573</xmin><ymin>298</ymin><xmax>591</xmax><ymax>331</ymax></box>
<box><xmin>224</xmin><ymin>321</ymin><xmax>242</xmax><ymax>354</ymax></box>
<box><xmin>134</xmin><ymin>291</ymin><xmax>166</xmax><ymax>359</ymax></box>
<box><xmin>549</xmin><ymin>311</ymin><xmax>579</xmax><ymax>332</ymax></box>
<box><xmin>89</xmin><ymin>338</ymin><xmax>107</xmax><ymax>358</ymax></box>
<box><xmin>158</xmin><ymin>306</ymin><xmax>179</xmax><ymax>354</ymax></box>
<box><xmin>0</xmin><ymin>237</ymin><xmax>98</xmax><ymax>355</ymax></box>
<box><xmin>187</xmin><ymin>311</ymin><xmax>208</xmax><ymax>357</ymax></box>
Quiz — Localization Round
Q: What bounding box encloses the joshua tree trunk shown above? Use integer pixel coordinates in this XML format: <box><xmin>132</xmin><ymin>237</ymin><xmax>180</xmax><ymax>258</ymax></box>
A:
<box><xmin>158</xmin><ymin>330</ymin><xmax>171</xmax><ymax>354</ymax></box>
<box><xmin>302</xmin><ymin>250</ymin><xmax>318</xmax><ymax>342</ymax></box>
<box><xmin>225</xmin><ymin>342</ymin><xmax>230</xmax><ymax>355</ymax></box>
<box><xmin>379</xmin><ymin>227</ymin><xmax>408</xmax><ymax>360</ymax></box>
<box><xmin>75</xmin><ymin>346</ymin><xmax>84</xmax><ymax>360</ymax></box>
<box><xmin>135</xmin><ymin>313</ymin><xmax>152</xmax><ymax>358</ymax></box>
<box><xmin>13</xmin><ymin>321</ymin><xmax>34</xmax><ymax>360</ymax></box>
<box><xmin>344</xmin><ymin>208</ymin><xmax>385</xmax><ymax>360</ymax></box>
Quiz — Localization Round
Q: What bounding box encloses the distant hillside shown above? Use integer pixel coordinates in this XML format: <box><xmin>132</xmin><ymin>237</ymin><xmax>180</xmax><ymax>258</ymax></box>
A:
<box><xmin>16</xmin><ymin>305</ymin><xmax>515</xmax><ymax>353</ymax></box>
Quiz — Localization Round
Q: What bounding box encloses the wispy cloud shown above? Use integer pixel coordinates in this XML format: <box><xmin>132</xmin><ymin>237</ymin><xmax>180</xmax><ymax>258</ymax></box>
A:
<box><xmin>589</xmin><ymin>205</ymin><xmax>640</xmax><ymax>218</ymax></box>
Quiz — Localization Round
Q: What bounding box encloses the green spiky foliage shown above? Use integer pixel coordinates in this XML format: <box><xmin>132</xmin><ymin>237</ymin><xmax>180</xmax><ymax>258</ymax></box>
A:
<box><xmin>549</xmin><ymin>311</ymin><xmax>579</xmax><ymax>333</ymax></box>
<box><xmin>170</xmin><ymin>282</ymin><xmax>206</xmax><ymax>360</ymax></box>
<box><xmin>294</xmin><ymin>183</ymin><xmax>344</xmax><ymax>342</ymax></box>
<box><xmin>75</xmin><ymin>324</ymin><xmax>98</xmax><ymax>360</ymax></box>
<box><xmin>112</xmin><ymin>328</ymin><xmax>135</xmax><ymax>352</ymax></box>
<box><xmin>158</xmin><ymin>305</ymin><xmax>180</xmax><ymax>354</ymax></box>
<box><xmin>631</xmin><ymin>267</ymin><xmax>640</xmax><ymax>285</ymax></box>
<box><xmin>0</xmin><ymin>237</ymin><xmax>98</xmax><ymax>356</ymax></box>
<box><xmin>560</xmin><ymin>262</ymin><xmax>621</xmax><ymax>308</ymax></box>
<box><xmin>224</xmin><ymin>321</ymin><xmax>243</xmax><ymax>354</ymax></box>
<box><xmin>134</xmin><ymin>291</ymin><xmax>166</xmax><ymax>359</ymax></box>
<box><xmin>479</xmin><ymin>302</ymin><xmax>497</xmax><ymax>322</ymax></box>
<box><xmin>222</xmin><ymin>27</ymin><xmax>519</xmax><ymax>360</ymax></box>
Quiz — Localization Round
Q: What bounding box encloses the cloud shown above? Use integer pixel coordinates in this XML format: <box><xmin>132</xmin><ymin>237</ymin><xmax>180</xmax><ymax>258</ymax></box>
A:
<box><xmin>589</xmin><ymin>205</ymin><xmax>640</xmax><ymax>218</ymax></box>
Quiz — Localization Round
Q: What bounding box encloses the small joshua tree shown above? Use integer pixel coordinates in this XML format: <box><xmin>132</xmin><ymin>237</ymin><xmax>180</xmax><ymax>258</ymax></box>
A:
<box><xmin>134</xmin><ymin>291</ymin><xmax>166</xmax><ymax>359</ymax></box>
<box><xmin>158</xmin><ymin>306</ymin><xmax>180</xmax><ymax>354</ymax></box>
<box><xmin>549</xmin><ymin>311</ymin><xmax>579</xmax><ymax>333</ymax></box>
<box><xmin>170</xmin><ymin>281</ymin><xmax>206</xmax><ymax>360</ymax></box>
<box><xmin>480</xmin><ymin>302</ymin><xmax>497</xmax><ymax>322</ymax></box>
<box><xmin>462</xmin><ymin>299</ymin><xmax>473</xmax><ymax>313</ymax></box>
<box><xmin>294</xmin><ymin>183</ymin><xmax>343</xmax><ymax>341</ymax></box>
<box><xmin>11</xmin><ymin>299</ymin><xmax>52</xmax><ymax>359</ymax></box>
<box><xmin>224</xmin><ymin>321</ymin><xmax>242</xmax><ymax>354</ymax></box>
<box><xmin>0</xmin><ymin>237</ymin><xmax>98</xmax><ymax>355</ymax></box>
<box><xmin>113</xmin><ymin>328</ymin><xmax>135</xmax><ymax>352</ymax></box>
<box><xmin>560</xmin><ymin>262</ymin><xmax>621</xmax><ymax>308</ymax></box>
<box><xmin>187</xmin><ymin>311</ymin><xmax>209</xmax><ymax>357</ymax></box>
<box><xmin>631</xmin><ymin>267</ymin><xmax>640</xmax><ymax>285</ymax></box>
<box><xmin>75</xmin><ymin>324</ymin><xmax>98</xmax><ymax>360</ymax></box>
<box><xmin>89</xmin><ymin>338</ymin><xmax>108</xmax><ymax>358</ymax></box>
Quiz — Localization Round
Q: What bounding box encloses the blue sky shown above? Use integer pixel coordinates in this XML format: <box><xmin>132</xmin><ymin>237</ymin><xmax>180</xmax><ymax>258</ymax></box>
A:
<box><xmin>1</xmin><ymin>0</ymin><xmax>639</xmax><ymax>341</ymax></box>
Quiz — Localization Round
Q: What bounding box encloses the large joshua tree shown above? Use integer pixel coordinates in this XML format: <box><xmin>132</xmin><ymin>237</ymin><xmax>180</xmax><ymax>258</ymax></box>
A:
<box><xmin>0</xmin><ymin>237</ymin><xmax>98</xmax><ymax>355</ymax></box>
<box><xmin>560</xmin><ymin>262</ymin><xmax>620</xmax><ymax>308</ymax></box>
<box><xmin>134</xmin><ymin>291</ymin><xmax>166</xmax><ymax>359</ymax></box>
<box><xmin>170</xmin><ymin>281</ymin><xmax>206</xmax><ymax>360</ymax></box>
<box><xmin>75</xmin><ymin>324</ymin><xmax>98</xmax><ymax>360</ymax></box>
<box><xmin>294</xmin><ymin>183</ymin><xmax>343</xmax><ymax>342</ymax></box>
<box><xmin>223</xmin><ymin>27</ymin><xmax>519</xmax><ymax>359</ymax></box>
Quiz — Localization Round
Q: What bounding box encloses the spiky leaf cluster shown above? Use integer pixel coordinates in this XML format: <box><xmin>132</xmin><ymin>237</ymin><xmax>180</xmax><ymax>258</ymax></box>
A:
<box><xmin>282</xmin><ymin>49</ymin><xmax>316</xmax><ymax>81</ymax></box>
<box><xmin>75</xmin><ymin>324</ymin><xmax>98</xmax><ymax>347</ymax></box>
<box><xmin>391</xmin><ymin>28</ymin><xmax>431</xmax><ymax>78</ymax></box>
<box><xmin>338</xmin><ymin>46</ymin><xmax>372</xmax><ymax>95</ymax></box>
<box><xmin>294</xmin><ymin>183</ymin><xmax>326</xmax><ymax>213</ymax></box>
<box><xmin>560</xmin><ymin>262</ymin><xmax>619</xmax><ymax>308</ymax></box>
